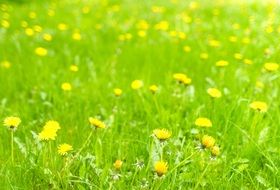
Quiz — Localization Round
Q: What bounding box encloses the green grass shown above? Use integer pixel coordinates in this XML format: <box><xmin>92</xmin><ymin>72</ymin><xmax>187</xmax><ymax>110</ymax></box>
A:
<box><xmin>0</xmin><ymin>0</ymin><xmax>280</xmax><ymax>189</ymax></box>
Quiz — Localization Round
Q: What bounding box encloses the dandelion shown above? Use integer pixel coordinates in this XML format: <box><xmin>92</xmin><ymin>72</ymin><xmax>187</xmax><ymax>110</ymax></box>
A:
<box><xmin>153</xmin><ymin>129</ymin><xmax>172</xmax><ymax>141</ymax></box>
<box><xmin>154</xmin><ymin>21</ymin><xmax>169</xmax><ymax>31</ymax></box>
<box><xmin>69</xmin><ymin>65</ymin><xmax>79</xmax><ymax>72</ymax></box>
<box><xmin>201</xmin><ymin>135</ymin><xmax>215</xmax><ymax>148</ymax></box>
<box><xmin>183</xmin><ymin>46</ymin><xmax>191</xmax><ymax>53</ymax></box>
<box><xmin>43</xmin><ymin>33</ymin><xmax>52</xmax><ymax>41</ymax></box>
<box><xmin>61</xmin><ymin>83</ymin><xmax>72</xmax><ymax>91</ymax></box>
<box><xmin>58</xmin><ymin>143</ymin><xmax>73</xmax><ymax>156</ymax></box>
<box><xmin>208</xmin><ymin>39</ymin><xmax>220</xmax><ymax>47</ymax></box>
<box><xmin>138</xmin><ymin>30</ymin><xmax>147</xmax><ymax>37</ymax></box>
<box><xmin>25</xmin><ymin>28</ymin><xmax>35</xmax><ymax>36</ymax></box>
<box><xmin>72</xmin><ymin>31</ymin><xmax>82</xmax><ymax>41</ymax></box>
<box><xmin>195</xmin><ymin>117</ymin><xmax>212</xmax><ymax>128</ymax></box>
<box><xmin>173</xmin><ymin>73</ymin><xmax>191</xmax><ymax>85</ymax></box>
<box><xmin>38</xmin><ymin>120</ymin><xmax>61</xmax><ymax>141</ymax></box>
<box><xmin>149</xmin><ymin>85</ymin><xmax>158</xmax><ymax>94</ymax></box>
<box><xmin>229</xmin><ymin>36</ymin><xmax>237</xmax><ymax>42</ymax></box>
<box><xmin>249</xmin><ymin>101</ymin><xmax>268</xmax><ymax>112</ymax></box>
<box><xmin>89</xmin><ymin>117</ymin><xmax>106</xmax><ymax>129</ymax></box>
<box><xmin>113</xmin><ymin>159</ymin><xmax>123</xmax><ymax>170</ymax></box>
<box><xmin>33</xmin><ymin>25</ymin><xmax>42</xmax><ymax>33</ymax></box>
<box><xmin>243</xmin><ymin>59</ymin><xmax>253</xmax><ymax>65</ymax></box>
<box><xmin>211</xmin><ymin>145</ymin><xmax>220</xmax><ymax>156</ymax></box>
<box><xmin>3</xmin><ymin>116</ymin><xmax>21</xmax><ymax>130</ymax></box>
<box><xmin>1</xmin><ymin>60</ymin><xmax>11</xmax><ymax>69</ymax></box>
<box><xmin>234</xmin><ymin>53</ymin><xmax>242</xmax><ymax>60</ymax></box>
<box><xmin>216</xmin><ymin>60</ymin><xmax>229</xmax><ymax>67</ymax></box>
<box><xmin>264</xmin><ymin>62</ymin><xmax>279</xmax><ymax>72</ymax></box>
<box><xmin>1</xmin><ymin>20</ymin><xmax>10</xmax><ymax>28</ymax></box>
<box><xmin>256</xmin><ymin>81</ymin><xmax>264</xmax><ymax>89</ymax></box>
<box><xmin>29</xmin><ymin>12</ymin><xmax>36</xmax><ymax>19</ymax></box>
<box><xmin>137</xmin><ymin>20</ymin><xmax>149</xmax><ymax>30</ymax></box>
<box><xmin>207</xmin><ymin>88</ymin><xmax>222</xmax><ymax>98</ymax></box>
<box><xmin>58</xmin><ymin>23</ymin><xmax>68</xmax><ymax>31</ymax></box>
<box><xmin>131</xmin><ymin>80</ymin><xmax>143</xmax><ymax>90</ymax></box>
<box><xmin>200</xmin><ymin>53</ymin><xmax>208</xmax><ymax>59</ymax></box>
<box><xmin>154</xmin><ymin>160</ymin><xmax>168</xmax><ymax>176</ymax></box>
<box><xmin>35</xmin><ymin>47</ymin><xmax>48</xmax><ymax>56</ymax></box>
<box><xmin>114</xmin><ymin>88</ymin><xmax>122</xmax><ymax>96</ymax></box>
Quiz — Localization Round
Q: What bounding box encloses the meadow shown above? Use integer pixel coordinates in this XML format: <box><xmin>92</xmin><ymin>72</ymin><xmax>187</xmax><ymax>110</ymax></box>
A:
<box><xmin>0</xmin><ymin>0</ymin><xmax>280</xmax><ymax>189</ymax></box>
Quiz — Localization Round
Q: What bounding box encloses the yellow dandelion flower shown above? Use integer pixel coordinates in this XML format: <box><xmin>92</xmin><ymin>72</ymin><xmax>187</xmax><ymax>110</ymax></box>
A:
<box><xmin>229</xmin><ymin>36</ymin><xmax>237</xmax><ymax>42</ymax></box>
<box><xmin>82</xmin><ymin>6</ymin><xmax>90</xmax><ymax>14</ymax></box>
<box><xmin>58</xmin><ymin>23</ymin><xmax>68</xmax><ymax>31</ymax></box>
<box><xmin>207</xmin><ymin>88</ymin><xmax>222</xmax><ymax>98</ymax></box>
<box><xmin>72</xmin><ymin>32</ymin><xmax>82</xmax><ymax>41</ymax></box>
<box><xmin>138</xmin><ymin>30</ymin><xmax>146</xmax><ymax>37</ymax></box>
<box><xmin>154</xmin><ymin>161</ymin><xmax>168</xmax><ymax>176</ymax></box>
<box><xmin>149</xmin><ymin>85</ymin><xmax>158</xmax><ymax>94</ymax></box>
<box><xmin>264</xmin><ymin>62</ymin><xmax>279</xmax><ymax>72</ymax></box>
<box><xmin>151</xmin><ymin>6</ymin><xmax>165</xmax><ymax>14</ymax></box>
<box><xmin>3</xmin><ymin>116</ymin><xmax>21</xmax><ymax>130</ymax></box>
<box><xmin>114</xmin><ymin>88</ymin><xmax>122</xmax><ymax>96</ymax></box>
<box><xmin>249</xmin><ymin>101</ymin><xmax>268</xmax><ymax>112</ymax></box>
<box><xmin>153</xmin><ymin>128</ymin><xmax>172</xmax><ymax>141</ymax></box>
<box><xmin>232</xmin><ymin>23</ymin><xmax>240</xmax><ymax>30</ymax></box>
<box><xmin>29</xmin><ymin>12</ymin><xmax>36</xmax><ymax>19</ymax></box>
<box><xmin>44</xmin><ymin>120</ymin><xmax>61</xmax><ymax>131</ymax></box>
<box><xmin>200</xmin><ymin>53</ymin><xmax>208</xmax><ymax>59</ymax></box>
<box><xmin>242</xmin><ymin>37</ymin><xmax>250</xmax><ymax>44</ymax></box>
<box><xmin>131</xmin><ymin>80</ymin><xmax>143</xmax><ymax>90</ymax></box>
<box><xmin>25</xmin><ymin>28</ymin><xmax>35</xmax><ymax>36</ymax></box>
<box><xmin>21</xmin><ymin>21</ymin><xmax>28</xmax><ymax>28</ymax></box>
<box><xmin>201</xmin><ymin>135</ymin><xmax>215</xmax><ymax>148</ymax></box>
<box><xmin>208</xmin><ymin>39</ymin><xmax>220</xmax><ymax>47</ymax></box>
<box><xmin>216</xmin><ymin>60</ymin><xmax>229</xmax><ymax>67</ymax></box>
<box><xmin>70</xmin><ymin>65</ymin><xmax>79</xmax><ymax>72</ymax></box>
<box><xmin>35</xmin><ymin>47</ymin><xmax>48</xmax><ymax>57</ymax></box>
<box><xmin>154</xmin><ymin>21</ymin><xmax>169</xmax><ymax>31</ymax></box>
<box><xmin>113</xmin><ymin>159</ymin><xmax>123</xmax><ymax>170</ymax></box>
<box><xmin>183</xmin><ymin>46</ymin><xmax>191</xmax><ymax>53</ymax></box>
<box><xmin>256</xmin><ymin>81</ymin><xmax>264</xmax><ymax>89</ymax></box>
<box><xmin>195</xmin><ymin>117</ymin><xmax>212</xmax><ymax>128</ymax></box>
<box><xmin>211</xmin><ymin>146</ymin><xmax>220</xmax><ymax>156</ymax></box>
<box><xmin>137</xmin><ymin>20</ymin><xmax>149</xmax><ymax>30</ymax></box>
<box><xmin>1</xmin><ymin>20</ymin><xmax>10</xmax><ymax>28</ymax></box>
<box><xmin>234</xmin><ymin>53</ymin><xmax>242</xmax><ymax>60</ymax></box>
<box><xmin>243</xmin><ymin>59</ymin><xmax>253</xmax><ymax>65</ymax></box>
<box><xmin>38</xmin><ymin>128</ymin><xmax>57</xmax><ymax>141</ymax></box>
<box><xmin>61</xmin><ymin>83</ymin><xmax>72</xmax><ymax>91</ymax></box>
<box><xmin>89</xmin><ymin>117</ymin><xmax>106</xmax><ymax>129</ymax></box>
<box><xmin>58</xmin><ymin>143</ymin><xmax>73</xmax><ymax>156</ymax></box>
<box><xmin>33</xmin><ymin>25</ymin><xmax>42</xmax><ymax>33</ymax></box>
<box><xmin>43</xmin><ymin>33</ymin><xmax>52</xmax><ymax>41</ymax></box>
<box><xmin>1</xmin><ymin>60</ymin><xmax>11</xmax><ymax>69</ymax></box>
<box><xmin>173</xmin><ymin>73</ymin><xmax>191</xmax><ymax>85</ymax></box>
<box><xmin>48</xmin><ymin>9</ymin><xmax>55</xmax><ymax>17</ymax></box>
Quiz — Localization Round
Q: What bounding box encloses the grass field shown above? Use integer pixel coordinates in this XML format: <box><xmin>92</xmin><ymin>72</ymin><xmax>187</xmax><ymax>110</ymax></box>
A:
<box><xmin>1</xmin><ymin>0</ymin><xmax>280</xmax><ymax>189</ymax></box>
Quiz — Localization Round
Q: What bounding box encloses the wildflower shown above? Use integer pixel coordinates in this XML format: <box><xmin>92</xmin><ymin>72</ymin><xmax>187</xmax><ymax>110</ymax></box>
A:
<box><xmin>69</xmin><ymin>65</ymin><xmax>79</xmax><ymax>72</ymax></box>
<box><xmin>195</xmin><ymin>117</ymin><xmax>212</xmax><ymax>128</ymax></box>
<box><xmin>29</xmin><ymin>12</ymin><xmax>36</xmax><ymax>19</ymax></box>
<box><xmin>114</xmin><ymin>88</ymin><xmax>122</xmax><ymax>96</ymax></box>
<box><xmin>173</xmin><ymin>73</ymin><xmax>191</xmax><ymax>85</ymax></box>
<box><xmin>113</xmin><ymin>159</ymin><xmax>123</xmax><ymax>170</ymax></box>
<box><xmin>44</xmin><ymin>120</ymin><xmax>61</xmax><ymax>131</ymax></box>
<box><xmin>58</xmin><ymin>23</ymin><xmax>68</xmax><ymax>31</ymax></box>
<box><xmin>33</xmin><ymin>25</ymin><xmax>42</xmax><ymax>33</ymax></box>
<box><xmin>256</xmin><ymin>81</ymin><xmax>264</xmax><ymax>89</ymax></box>
<box><xmin>207</xmin><ymin>88</ymin><xmax>222</xmax><ymax>98</ymax></box>
<box><xmin>249</xmin><ymin>101</ymin><xmax>268</xmax><ymax>112</ymax></box>
<box><xmin>3</xmin><ymin>116</ymin><xmax>21</xmax><ymax>130</ymax></box>
<box><xmin>89</xmin><ymin>117</ymin><xmax>106</xmax><ymax>129</ymax></box>
<box><xmin>131</xmin><ymin>80</ymin><xmax>143</xmax><ymax>90</ymax></box>
<box><xmin>134</xmin><ymin>159</ymin><xmax>145</xmax><ymax>170</ymax></box>
<box><xmin>211</xmin><ymin>145</ymin><xmax>220</xmax><ymax>156</ymax></box>
<box><xmin>138</xmin><ymin>30</ymin><xmax>146</xmax><ymax>37</ymax></box>
<box><xmin>242</xmin><ymin>37</ymin><xmax>250</xmax><ymax>44</ymax></box>
<box><xmin>149</xmin><ymin>85</ymin><xmax>158</xmax><ymax>94</ymax></box>
<box><xmin>243</xmin><ymin>59</ymin><xmax>253</xmax><ymax>65</ymax></box>
<box><xmin>234</xmin><ymin>53</ymin><xmax>242</xmax><ymax>60</ymax></box>
<box><xmin>1</xmin><ymin>20</ymin><xmax>10</xmax><ymax>28</ymax></box>
<box><xmin>1</xmin><ymin>61</ymin><xmax>11</xmax><ymax>68</ymax></box>
<box><xmin>201</xmin><ymin>135</ymin><xmax>215</xmax><ymax>148</ymax></box>
<box><xmin>216</xmin><ymin>60</ymin><xmax>229</xmax><ymax>67</ymax></box>
<box><xmin>72</xmin><ymin>31</ymin><xmax>82</xmax><ymax>41</ymax></box>
<box><xmin>35</xmin><ymin>47</ymin><xmax>48</xmax><ymax>56</ymax></box>
<box><xmin>61</xmin><ymin>83</ymin><xmax>72</xmax><ymax>91</ymax></box>
<box><xmin>208</xmin><ymin>39</ymin><xmax>220</xmax><ymax>47</ymax></box>
<box><xmin>153</xmin><ymin>129</ymin><xmax>172</xmax><ymax>141</ymax></box>
<box><xmin>25</xmin><ymin>28</ymin><xmax>35</xmax><ymax>36</ymax></box>
<box><xmin>137</xmin><ymin>20</ymin><xmax>149</xmax><ymax>30</ymax></box>
<box><xmin>38</xmin><ymin>120</ymin><xmax>61</xmax><ymax>141</ymax></box>
<box><xmin>200</xmin><ymin>53</ymin><xmax>208</xmax><ymax>59</ymax></box>
<box><xmin>229</xmin><ymin>36</ymin><xmax>237</xmax><ymax>42</ymax></box>
<box><xmin>183</xmin><ymin>46</ymin><xmax>191</xmax><ymax>53</ymax></box>
<box><xmin>58</xmin><ymin>143</ymin><xmax>73</xmax><ymax>155</ymax></box>
<box><xmin>154</xmin><ymin>21</ymin><xmax>169</xmax><ymax>31</ymax></box>
<box><xmin>264</xmin><ymin>62</ymin><xmax>279</xmax><ymax>72</ymax></box>
<box><xmin>43</xmin><ymin>33</ymin><xmax>52</xmax><ymax>41</ymax></box>
<box><xmin>154</xmin><ymin>161</ymin><xmax>168</xmax><ymax>176</ymax></box>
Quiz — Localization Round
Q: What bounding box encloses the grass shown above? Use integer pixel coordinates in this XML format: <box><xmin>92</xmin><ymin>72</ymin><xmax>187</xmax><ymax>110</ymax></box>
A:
<box><xmin>0</xmin><ymin>0</ymin><xmax>280</xmax><ymax>189</ymax></box>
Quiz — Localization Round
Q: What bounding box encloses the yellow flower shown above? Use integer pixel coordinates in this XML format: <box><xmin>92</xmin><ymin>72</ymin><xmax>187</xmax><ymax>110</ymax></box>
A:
<box><xmin>69</xmin><ymin>65</ymin><xmax>79</xmax><ymax>72</ymax></box>
<box><xmin>72</xmin><ymin>32</ymin><xmax>82</xmax><ymax>41</ymax></box>
<box><xmin>200</xmin><ymin>53</ymin><xmax>208</xmax><ymax>59</ymax></box>
<box><xmin>249</xmin><ymin>101</ymin><xmax>268</xmax><ymax>112</ymax></box>
<box><xmin>229</xmin><ymin>36</ymin><xmax>237</xmax><ymax>42</ymax></box>
<box><xmin>195</xmin><ymin>117</ymin><xmax>212</xmax><ymax>128</ymax></box>
<box><xmin>173</xmin><ymin>73</ymin><xmax>191</xmax><ymax>85</ymax></box>
<box><xmin>154</xmin><ymin>21</ymin><xmax>169</xmax><ymax>31</ymax></box>
<box><xmin>43</xmin><ymin>33</ymin><xmax>52</xmax><ymax>41</ymax></box>
<box><xmin>114</xmin><ymin>88</ymin><xmax>122</xmax><ymax>96</ymax></box>
<box><xmin>1</xmin><ymin>20</ymin><xmax>10</xmax><ymax>28</ymax></box>
<box><xmin>33</xmin><ymin>25</ymin><xmax>42</xmax><ymax>33</ymax></box>
<box><xmin>3</xmin><ymin>116</ymin><xmax>21</xmax><ymax>130</ymax></box>
<box><xmin>38</xmin><ymin>128</ymin><xmax>57</xmax><ymax>141</ymax></box>
<box><xmin>89</xmin><ymin>117</ymin><xmax>106</xmax><ymax>129</ymax></box>
<box><xmin>58</xmin><ymin>143</ymin><xmax>73</xmax><ymax>155</ymax></box>
<box><xmin>256</xmin><ymin>81</ymin><xmax>264</xmax><ymax>89</ymax></box>
<box><xmin>25</xmin><ymin>28</ymin><xmax>35</xmax><ymax>36</ymax></box>
<box><xmin>138</xmin><ymin>30</ymin><xmax>147</xmax><ymax>37</ymax></box>
<box><xmin>154</xmin><ymin>161</ymin><xmax>168</xmax><ymax>176</ymax></box>
<box><xmin>113</xmin><ymin>159</ymin><xmax>123</xmax><ymax>170</ymax></box>
<box><xmin>149</xmin><ymin>85</ymin><xmax>158</xmax><ymax>94</ymax></box>
<box><xmin>58</xmin><ymin>23</ymin><xmax>68</xmax><ymax>31</ymax></box>
<box><xmin>183</xmin><ymin>46</ymin><xmax>191</xmax><ymax>53</ymax></box>
<box><xmin>234</xmin><ymin>53</ymin><xmax>242</xmax><ymax>60</ymax></box>
<box><xmin>211</xmin><ymin>146</ymin><xmax>220</xmax><ymax>156</ymax></box>
<box><xmin>264</xmin><ymin>62</ymin><xmax>279</xmax><ymax>72</ymax></box>
<box><xmin>131</xmin><ymin>80</ymin><xmax>143</xmax><ymax>90</ymax></box>
<box><xmin>44</xmin><ymin>120</ymin><xmax>61</xmax><ymax>131</ymax></box>
<box><xmin>208</xmin><ymin>39</ymin><xmax>220</xmax><ymax>47</ymax></box>
<box><xmin>201</xmin><ymin>135</ymin><xmax>215</xmax><ymax>148</ymax></box>
<box><xmin>137</xmin><ymin>20</ymin><xmax>149</xmax><ymax>30</ymax></box>
<box><xmin>1</xmin><ymin>61</ymin><xmax>11</xmax><ymax>69</ymax></box>
<box><xmin>216</xmin><ymin>60</ymin><xmax>229</xmax><ymax>67</ymax></box>
<box><xmin>29</xmin><ymin>12</ymin><xmax>36</xmax><ymax>19</ymax></box>
<box><xmin>243</xmin><ymin>59</ymin><xmax>253</xmax><ymax>65</ymax></box>
<box><xmin>61</xmin><ymin>83</ymin><xmax>72</xmax><ymax>91</ymax></box>
<box><xmin>207</xmin><ymin>88</ymin><xmax>222</xmax><ymax>98</ymax></box>
<box><xmin>151</xmin><ymin>6</ymin><xmax>165</xmax><ymax>13</ymax></box>
<box><xmin>35</xmin><ymin>47</ymin><xmax>48</xmax><ymax>56</ymax></box>
<box><xmin>153</xmin><ymin>129</ymin><xmax>172</xmax><ymax>141</ymax></box>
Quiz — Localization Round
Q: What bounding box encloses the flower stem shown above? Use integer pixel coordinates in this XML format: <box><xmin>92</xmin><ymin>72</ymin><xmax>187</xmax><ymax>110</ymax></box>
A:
<box><xmin>11</xmin><ymin>131</ymin><xmax>14</xmax><ymax>164</ymax></box>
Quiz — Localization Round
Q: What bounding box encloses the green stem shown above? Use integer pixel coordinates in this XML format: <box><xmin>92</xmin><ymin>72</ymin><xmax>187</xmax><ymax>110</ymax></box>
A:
<box><xmin>11</xmin><ymin>131</ymin><xmax>14</xmax><ymax>164</ymax></box>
